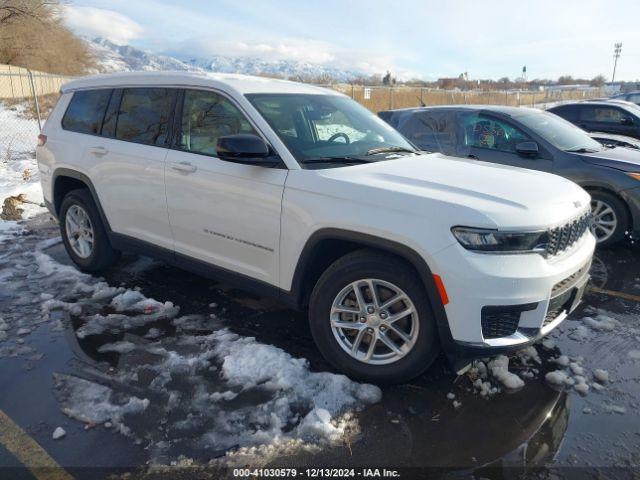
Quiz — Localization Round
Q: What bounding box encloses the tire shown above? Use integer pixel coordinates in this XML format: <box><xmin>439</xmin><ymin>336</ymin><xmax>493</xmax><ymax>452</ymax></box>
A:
<box><xmin>308</xmin><ymin>249</ymin><xmax>440</xmax><ymax>384</ymax></box>
<box><xmin>589</xmin><ymin>190</ymin><xmax>629</xmax><ymax>246</ymax></box>
<box><xmin>59</xmin><ymin>189</ymin><xmax>120</xmax><ymax>272</ymax></box>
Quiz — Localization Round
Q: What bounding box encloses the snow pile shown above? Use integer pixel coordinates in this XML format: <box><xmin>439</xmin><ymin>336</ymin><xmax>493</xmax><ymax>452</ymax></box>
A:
<box><xmin>487</xmin><ymin>355</ymin><xmax>525</xmax><ymax>390</ymax></box>
<box><xmin>627</xmin><ymin>350</ymin><xmax>640</xmax><ymax>360</ymax></box>
<box><xmin>54</xmin><ymin>373</ymin><xmax>150</xmax><ymax>435</ymax></box>
<box><xmin>57</xmin><ymin>328</ymin><xmax>381</xmax><ymax>458</ymax></box>
<box><xmin>97</xmin><ymin>341</ymin><xmax>137</xmax><ymax>354</ymax></box>
<box><xmin>468</xmin><ymin>346</ymin><xmax>544</xmax><ymax>396</ymax></box>
<box><xmin>4</xmin><ymin>231</ymin><xmax>383</xmax><ymax>463</ymax></box>
<box><xmin>211</xmin><ymin>329</ymin><xmax>381</xmax><ymax>444</ymax></box>
<box><xmin>544</xmin><ymin>354</ymin><xmax>607</xmax><ymax>395</ymax></box>
<box><xmin>581</xmin><ymin>314</ymin><xmax>619</xmax><ymax>332</ymax></box>
<box><xmin>0</xmin><ymin>102</ymin><xmax>45</xmax><ymax>218</ymax></box>
<box><xmin>110</xmin><ymin>290</ymin><xmax>174</xmax><ymax>314</ymax></box>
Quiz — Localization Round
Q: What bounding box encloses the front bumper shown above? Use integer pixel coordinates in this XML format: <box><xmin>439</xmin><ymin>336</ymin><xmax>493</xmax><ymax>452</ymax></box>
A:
<box><xmin>431</xmin><ymin>231</ymin><xmax>596</xmax><ymax>356</ymax></box>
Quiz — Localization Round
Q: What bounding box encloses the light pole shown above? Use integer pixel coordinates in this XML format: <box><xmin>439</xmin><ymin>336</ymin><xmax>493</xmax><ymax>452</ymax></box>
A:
<box><xmin>612</xmin><ymin>43</ymin><xmax>622</xmax><ymax>82</ymax></box>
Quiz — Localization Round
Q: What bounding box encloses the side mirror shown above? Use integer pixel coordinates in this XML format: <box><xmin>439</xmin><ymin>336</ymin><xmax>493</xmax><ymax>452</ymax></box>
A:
<box><xmin>515</xmin><ymin>141</ymin><xmax>539</xmax><ymax>157</ymax></box>
<box><xmin>216</xmin><ymin>134</ymin><xmax>280</xmax><ymax>166</ymax></box>
<box><xmin>621</xmin><ymin>116</ymin><xmax>634</xmax><ymax>125</ymax></box>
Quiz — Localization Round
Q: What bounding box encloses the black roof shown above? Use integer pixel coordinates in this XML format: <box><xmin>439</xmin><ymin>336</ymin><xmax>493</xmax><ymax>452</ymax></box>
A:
<box><xmin>550</xmin><ymin>99</ymin><xmax>639</xmax><ymax>110</ymax></box>
<box><xmin>378</xmin><ymin>104</ymin><xmax>541</xmax><ymax>118</ymax></box>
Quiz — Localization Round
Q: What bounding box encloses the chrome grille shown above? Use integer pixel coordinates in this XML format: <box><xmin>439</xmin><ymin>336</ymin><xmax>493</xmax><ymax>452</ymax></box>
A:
<box><xmin>545</xmin><ymin>212</ymin><xmax>591</xmax><ymax>257</ymax></box>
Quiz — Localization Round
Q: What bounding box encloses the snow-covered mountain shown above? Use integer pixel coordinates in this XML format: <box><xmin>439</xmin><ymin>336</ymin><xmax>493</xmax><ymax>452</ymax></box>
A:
<box><xmin>89</xmin><ymin>38</ymin><xmax>196</xmax><ymax>73</ymax></box>
<box><xmin>88</xmin><ymin>38</ymin><xmax>364</xmax><ymax>82</ymax></box>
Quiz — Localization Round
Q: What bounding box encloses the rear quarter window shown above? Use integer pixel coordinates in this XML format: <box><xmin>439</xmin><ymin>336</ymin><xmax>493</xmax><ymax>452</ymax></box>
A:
<box><xmin>549</xmin><ymin>105</ymin><xmax>579</xmax><ymax>121</ymax></box>
<box><xmin>61</xmin><ymin>89</ymin><xmax>112</xmax><ymax>135</ymax></box>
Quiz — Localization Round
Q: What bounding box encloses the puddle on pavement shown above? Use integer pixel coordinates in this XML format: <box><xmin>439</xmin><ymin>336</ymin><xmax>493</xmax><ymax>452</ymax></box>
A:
<box><xmin>1</xmin><ymin>216</ymin><xmax>640</xmax><ymax>476</ymax></box>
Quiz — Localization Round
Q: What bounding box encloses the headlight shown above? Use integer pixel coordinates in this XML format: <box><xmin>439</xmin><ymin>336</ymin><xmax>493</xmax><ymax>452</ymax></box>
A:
<box><xmin>627</xmin><ymin>173</ymin><xmax>640</xmax><ymax>181</ymax></box>
<box><xmin>451</xmin><ymin>227</ymin><xmax>549</xmax><ymax>253</ymax></box>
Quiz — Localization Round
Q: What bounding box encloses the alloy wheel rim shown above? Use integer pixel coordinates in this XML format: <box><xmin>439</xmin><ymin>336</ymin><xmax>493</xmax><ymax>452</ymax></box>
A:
<box><xmin>590</xmin><ymin>200</ymin><xmax>617</xmax><ymax>243</ymax></box>
<box><xmin>330</xmin><ymin>278</ymin><xmax>419</xmax><ymax>365</ymax></box>
<box><xmin>65</xmin><ymin>205</ymin><xmax>94</xmax><ymax>259</ymax></box>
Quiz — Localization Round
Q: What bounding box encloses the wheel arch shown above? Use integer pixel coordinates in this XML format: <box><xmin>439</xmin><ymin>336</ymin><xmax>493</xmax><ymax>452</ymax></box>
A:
<box><xmin>287</xmin><ymin>228</ymin><xmax>454</xmax><ymax>348</ymax></box>
<box><xmin>582</xmin><ymin>185</ymin><xmax>633</xmax><ymax>231</ymax></box>
<box><xmin>52</xmin><ymin>168</ymin><xmax>112</xmax><ymax>233</ymax></box>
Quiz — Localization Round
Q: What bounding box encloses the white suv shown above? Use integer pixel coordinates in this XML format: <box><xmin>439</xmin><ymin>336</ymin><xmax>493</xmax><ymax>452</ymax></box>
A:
<box><xmin>37</xmin><ymin>72</ymin><xmax>595</xmax><ymax>383</ymax></box>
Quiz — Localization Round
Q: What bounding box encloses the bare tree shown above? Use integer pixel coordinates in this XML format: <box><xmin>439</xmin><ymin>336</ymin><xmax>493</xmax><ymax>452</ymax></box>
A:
<box><xmin>0</xmin><ymin>0</ymin><xmax>97</xmax><ymax>74</ymax></box>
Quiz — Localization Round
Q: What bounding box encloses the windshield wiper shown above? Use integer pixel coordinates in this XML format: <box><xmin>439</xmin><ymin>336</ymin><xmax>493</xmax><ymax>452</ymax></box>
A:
<box><xmin>300</xmin><ymin>156</ymin><xmax>373</xmax><ymax>164</ymax></box>
<box><xmin>365</xmin><ymin>146</ymin><xmax>416</xmax><ymax>156</ymax></box>
<box><xmin>565</xmin><ymin>147</ymin><xmax>601</xmax><ymax>153</ymax></box>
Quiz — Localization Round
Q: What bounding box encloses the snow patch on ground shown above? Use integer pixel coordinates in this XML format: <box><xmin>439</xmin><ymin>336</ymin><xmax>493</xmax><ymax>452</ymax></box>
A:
<box><xmin>211</xmin><ymin>329</ymin><xmax>381</xmax><ymax>445</ymax></box>
<box><xmin>54</xmin><ymin>373</ymin><xmax>150</xmax><ymax>436</ymax></box>
<box><xmin>467</xmin><ymin>347</ymin><xmax>540</xmax><ymax>396</ymax></box>
<box><xmin>582</xmin><ymin>314</ymin><xmax>619</xmax><ymax>331</ymax></box>
<box><xmin>3</xmin><ymin>231</ymin><xmax>383</xmax><ymax>463</ymax></box>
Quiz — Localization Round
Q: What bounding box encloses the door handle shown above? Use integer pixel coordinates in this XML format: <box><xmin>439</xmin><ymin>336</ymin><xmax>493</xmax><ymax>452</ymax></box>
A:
<box><xmin>171</xmin><ymin>161</ymin><xmax>197</xmax><ymax>173</ymax></box>
<box><xmin>89</xmin><ymin>146</ymin><xmax>108</xmax><ymax>157</ymax></box>
<box><xmin>468</xmin><ymin>154</ymin><xmax>478</xmax><ymax>160</ymax></box>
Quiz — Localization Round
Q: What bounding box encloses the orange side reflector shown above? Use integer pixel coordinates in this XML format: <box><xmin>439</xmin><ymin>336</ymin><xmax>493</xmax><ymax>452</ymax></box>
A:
<box><xmin>433</xmin><ymin>274</ymin><xmax>449</xmax><ymax>305</ymax></box>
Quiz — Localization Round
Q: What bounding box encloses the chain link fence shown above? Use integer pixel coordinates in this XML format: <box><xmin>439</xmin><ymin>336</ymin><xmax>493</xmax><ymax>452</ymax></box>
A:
<box><xmin>0</xmin><ymin>65</ymin><xmax>74</xmax><ymax>215</ymax></box>
<box><xmin>0</xmin><ymin>65</ymin><xmax>73</xmax><ymax>160</ymax></box>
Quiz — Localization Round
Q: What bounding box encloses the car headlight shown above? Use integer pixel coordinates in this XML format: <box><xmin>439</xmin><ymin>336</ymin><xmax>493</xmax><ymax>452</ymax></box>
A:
<box><xmin>451</xmin><ymin>227</ymin><xmax>549</xmax><ymax>253</ymax></box>
<box><xmin>627</xmin><ymin>172</ymin><xmax>640</xmax><ymax>181</ymax></box>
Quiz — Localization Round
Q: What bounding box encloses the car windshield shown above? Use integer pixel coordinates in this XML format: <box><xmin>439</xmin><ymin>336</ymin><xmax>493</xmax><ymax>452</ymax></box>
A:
<box><xmin>518</xmin><ymin>111</ymin><xmax>604</xmax><ymax>152</ymax></box>
<box><xmin>246</xmin><ymin>93</ymin><xmax>417</xmax><ymax>164</ymax></box>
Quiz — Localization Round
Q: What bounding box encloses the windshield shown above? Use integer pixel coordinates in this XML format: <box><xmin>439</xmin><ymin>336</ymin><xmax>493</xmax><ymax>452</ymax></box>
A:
<box><xmin>518</xmin><ymin>111</ymin><xmax>603</xmax><ymax>152</ymax></box>
<box><xmin>246</xmin><ymin>93</ymin><xmax>416</xmax><ymax>164</ymax></box>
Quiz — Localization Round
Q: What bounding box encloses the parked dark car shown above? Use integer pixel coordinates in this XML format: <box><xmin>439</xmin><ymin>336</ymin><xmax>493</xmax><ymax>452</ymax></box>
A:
<box><xmin>548</xmin><ymin>101</ymin><xmax>640</xmax><ymax>139</ymax></box>
<box><xmin>611</xmin><ymin>91</ymin><xmax>640</xmax><ymax>106</ymax></box>
<box><xmin>378</xmin><ymin>105</ymin><xmax>640</xmax><ymax>245</ymax></box>
<box><xmin>589</xmin><ymin>132</ymin><xmax>640</xmax><ymax>150</ymax></box>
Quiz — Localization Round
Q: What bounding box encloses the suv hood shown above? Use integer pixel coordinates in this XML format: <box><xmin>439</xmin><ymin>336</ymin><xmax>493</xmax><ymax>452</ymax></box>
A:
<box><xmin>314</xmin><ymin>153</ymin><xmax>590</xmax><ymax>230</ymax></box>
<box><xmin>581</xmin><ymin>147</ymin><xmax>640</xmax><ymax>172</ymax></box>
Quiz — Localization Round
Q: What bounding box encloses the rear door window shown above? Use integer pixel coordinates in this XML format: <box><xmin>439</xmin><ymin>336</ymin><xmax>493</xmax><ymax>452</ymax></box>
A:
<box><xmin>115</xmin><ymin>88</ymin><xmax>176</xmax><ymax>146</ymax></box>
<box><xmin>550</xmin><ymin>105</ymin><xmax>579</xmax><ymax>121</ymax></box>
<box><xmin>398</xmin><ymin>111</ymin><xmax>457</xmax><ymax>153</ymax></box>
<box><xmin>62</xmin><ymin>89</ymin><xmax>112</xmax><ymax>135</ymax></box>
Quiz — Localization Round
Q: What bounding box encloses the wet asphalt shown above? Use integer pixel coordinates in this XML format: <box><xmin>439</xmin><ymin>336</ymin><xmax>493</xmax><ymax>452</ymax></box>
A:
<box><xmin>1</xmin><ymin>214</ymin><xmax>639</xmax><ymax>479</ymax></box>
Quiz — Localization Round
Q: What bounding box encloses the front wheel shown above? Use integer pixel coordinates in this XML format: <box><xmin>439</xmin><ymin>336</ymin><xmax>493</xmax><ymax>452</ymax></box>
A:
<box><xmin>308</xmin><ymin>249</ymin><xmax>440</xmax><ymax>384</ymax></box>
<box><xmin>589</xmin><ymin>191</ymin><xmax>629</xmax><ymax>246</ymax></box>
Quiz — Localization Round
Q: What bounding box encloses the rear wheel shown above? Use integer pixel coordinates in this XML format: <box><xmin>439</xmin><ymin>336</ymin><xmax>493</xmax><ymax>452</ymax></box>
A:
<box><xmin>589</xmin><ymin>191</ymin><xmax>629</xmax><ymax>246</ymax></box>
<box><xmin>309</xmin><ymin>249</ymin><xmax>440</xmax><ymax>384</ymax></box>
<box><xmin>59</xmin><ymin>189</ymin><xmax>120</xmax><ymax>272</ymax></box>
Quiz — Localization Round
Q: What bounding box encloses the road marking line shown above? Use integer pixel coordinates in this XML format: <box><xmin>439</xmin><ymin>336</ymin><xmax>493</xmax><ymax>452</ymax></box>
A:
<box><xmin>0</xmin><ymin>410</ymin><xmax>73</xmax><ymax>480</ymax></box>
<box><xmin>589</xmin><ymin>286</ymin><xmax>640</xmax><ymax>303</ymax></box>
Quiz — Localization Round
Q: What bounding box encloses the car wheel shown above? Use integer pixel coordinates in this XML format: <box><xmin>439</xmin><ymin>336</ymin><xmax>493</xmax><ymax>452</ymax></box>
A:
<box><xmin>59</xmin><ymin>189</ymin><xmax>120</xmax><ymax>272</ymax></box>
<box><xmin>589</xmin><ymin>191</ymin><xmax>629</xmax><ymax>246</ymax></box>
<box><xmin>309</xmin><ymin>249</ymin><xmax>440</xmax><ymax>384</ymax></box>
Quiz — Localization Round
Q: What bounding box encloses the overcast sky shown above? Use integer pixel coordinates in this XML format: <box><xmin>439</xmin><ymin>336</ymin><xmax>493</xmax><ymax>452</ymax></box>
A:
<box><xmin>63</xmin><ymin>0</ymin><xmax>640</xmax><ymax>81</ymax></box>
